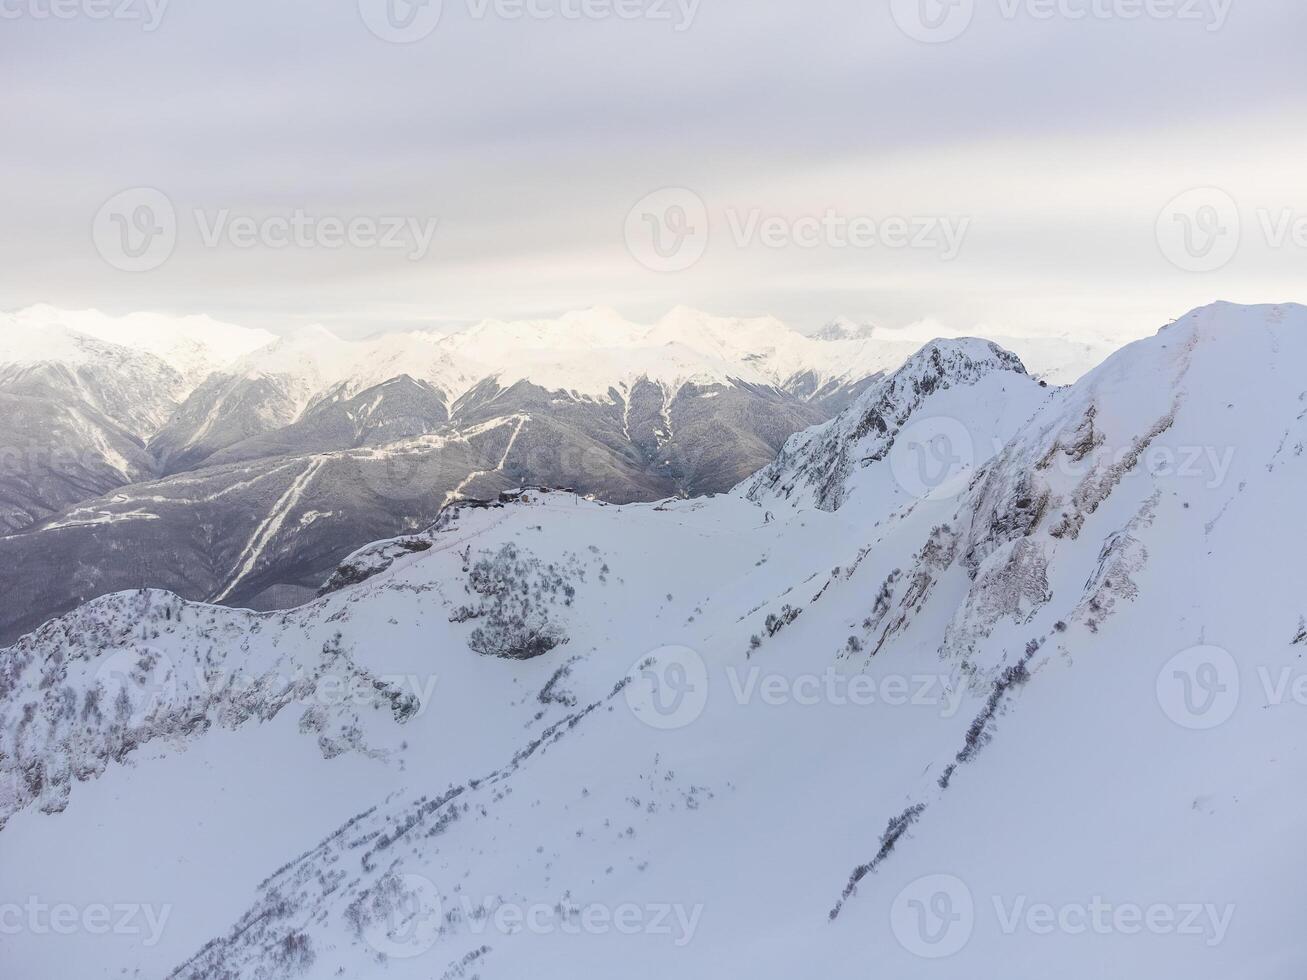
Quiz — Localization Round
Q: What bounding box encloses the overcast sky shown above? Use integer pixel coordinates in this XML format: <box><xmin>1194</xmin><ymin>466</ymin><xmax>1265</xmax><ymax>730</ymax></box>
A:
<box><xmin>1</xmin><ymin>0</ymin><xmax>1304</xmax><ymax>341</ymax></box>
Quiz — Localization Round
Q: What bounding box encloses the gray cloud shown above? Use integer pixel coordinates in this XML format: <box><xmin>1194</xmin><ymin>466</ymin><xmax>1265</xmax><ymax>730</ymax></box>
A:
<box><xmin>1</xmin><ymin>0</ymin><xmax>1304</xmax><ymax>339</ymax></box>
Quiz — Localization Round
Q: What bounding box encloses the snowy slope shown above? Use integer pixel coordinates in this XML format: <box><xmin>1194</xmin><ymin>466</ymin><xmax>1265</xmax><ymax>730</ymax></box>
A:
<box><xmin>139</xmin><ymin>307</ymin><xmax>950</xmax><ymax>479</ymax></box>
<box><xmin>812</xmin><ymin>316</ymin><xmax>877</xmax><ymax>341</ymax></box>
<box><xmin>0</xmin><ymin>315</ymin><xmax>186</xmax><ymax>435</ymax></box>
<box><xmin>833</xmin><ymin>316</ymin><xmax>1115</xmax><ymax>386</ymax></box>
<box><xmin>9</xmin><ymin>305</ymin><xmax>274</xmax><ymax>390</ymax></box>
<box><xmin>0</xmin><ymin>314</ymin><xmax>193</xmax><ymax>529</ymax></box>
<box><xmin>153</xmin><ymin>306</ymin><xmax>924</xmax><ymax>428</ymax></box>
<box><xmin>1</xmin><ymin>302</ymin><xmax>1301</xmax><ymax>979</ymax></box>
<box><xmin>0</xmin><ymin>303</ymin><xmax>1113</xmax><ymax>646</ymax></box>
<box><xmin>741</xmin><ymin>337</ymin><xmax>1049</xmax><ymax>512</ymax></box>
<box><xmin>147</xmin><ymin>305</ymin><xmax>1093</xmax><ymax>467</ymax></box>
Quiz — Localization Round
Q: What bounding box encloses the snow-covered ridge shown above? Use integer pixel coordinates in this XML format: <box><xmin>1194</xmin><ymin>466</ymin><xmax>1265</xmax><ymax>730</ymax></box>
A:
<box><xmin>740</xmin><ymin>338</ymin><xmax>1049</xmax><ymax>512</ymax></box>
<box><xmin>0</xmin><ymin>589</ymin><xmax>421</xmax><ymax>829</ymax></box>
<box><xmin>3</xmin><ymin>302</ymin><xmax>1307</xmax><ymax>980</ymax></box>
<box><xmin>1</xmin><ymin>304</ymin><xmax>1105</xmax><ymax>411</ymax></box>
<box><xmin>812</xmin><ymin>317</ymin><xmax>877</xmax><ymax>341</ymax></box>
<box><xmin>0</xmin><ymin>307</ymin><xmax>275</xmax><ymax>440</ymax></box>
<box><xmin>198</xmin><ymin>306</ymin><xmax>928</xmax><ymax>408</ymax></box>
<box><xmin>7</xmin><ymin>305</ymin><xmax>274</xmax><ymax>387</ymax></box>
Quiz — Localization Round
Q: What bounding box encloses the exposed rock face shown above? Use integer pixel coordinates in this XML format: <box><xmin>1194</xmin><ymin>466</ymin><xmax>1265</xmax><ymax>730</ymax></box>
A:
<box><xmin>3</xmin><ymin>303</ymin><xmax>1305</xmax><ymax>980</ymax></box>
<box><xmin>1</xmin><ymin>306</ymin><xmax>1108</xmax><ymax>644</ymax></box>
<box><xmin>741</xmin><ymin>339</ymin><xmax>1037</xmax><ymax>512</ymax></box>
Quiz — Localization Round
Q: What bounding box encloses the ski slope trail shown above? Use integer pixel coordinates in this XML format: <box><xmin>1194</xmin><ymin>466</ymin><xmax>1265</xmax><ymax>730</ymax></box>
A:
<box><xmin>212</xmin><ymin>456</ymin><xmax>328</xmax><ymax>602</ymax></box>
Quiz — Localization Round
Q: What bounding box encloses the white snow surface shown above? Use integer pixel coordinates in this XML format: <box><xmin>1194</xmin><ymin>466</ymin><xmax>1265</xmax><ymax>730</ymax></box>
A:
<box><xmin>212</xmin><ymin>306</ymin><xmax>935</xmax><ymax>408</ymax></box>
<box><xmin>1</xmin><ymin>305</ymin><xmax>1110</xmax><ymax>417</ymax></box>
<box><xmin>0</xmin><ymin>302</ymin><xmax>1303</xmax><ymax>979</ymax></box>
<box><xmin>8</xmin><ymin>305</ymin><xmax>275</xmax><ymax>386</ymax></box>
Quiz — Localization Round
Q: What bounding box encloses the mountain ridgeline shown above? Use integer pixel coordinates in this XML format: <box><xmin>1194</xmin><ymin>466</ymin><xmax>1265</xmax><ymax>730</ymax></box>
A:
<box><xmin>0</xmin><ymin>305</ymin><xmax>1063</xmax><ymax>644</ymax></box>
<box><xmin>1</xmin><ymin>302</ymin><xmax>1301</xmax><ymax>980</ymax></box>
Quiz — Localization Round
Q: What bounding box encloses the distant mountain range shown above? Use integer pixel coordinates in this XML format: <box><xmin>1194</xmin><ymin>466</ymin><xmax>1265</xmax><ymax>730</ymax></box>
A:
<box><xmin>0</xmin><ymin>305</ymin><xmax>1111</xmax><ymax>643</ymax></box>
<box><xmin>2</xmin><ymin>302</ymin><xmax>1298</xmax><ymax>980</ymax></box>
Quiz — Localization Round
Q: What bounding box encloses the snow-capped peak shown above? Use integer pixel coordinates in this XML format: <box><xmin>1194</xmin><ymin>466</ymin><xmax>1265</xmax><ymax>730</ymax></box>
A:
<box><xmin>740</xmin><ymin>337</ymin><xmax>1046</xmax><ymax>512</ymax></box>
<box><xmin>5</xmin><ymin>302</ymin><xmax>1307</xmax><ymax>980</ymax></box>
<box><xmin>812</xmin><ymin>317</ymin><xmax>876</xmax><ymax>341</ymax></box>
<box><xmin>9</xmin><ymin>305</ymin><xmax>275</xmax><ymax>385</ymax></box>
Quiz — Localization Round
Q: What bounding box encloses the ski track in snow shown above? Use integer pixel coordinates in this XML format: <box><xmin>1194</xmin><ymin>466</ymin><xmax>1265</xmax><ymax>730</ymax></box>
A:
<box><xmin>16</xmin><ymin>416</ymin><xmax>531</xmax><ymax>543</ymax></box>
<box><xmin>620</xmin><ymin>384</ymin><xmax>633</xmax><ymax>444</ymax></box>
<box><xmin>38</xmin><ymin>509</ymin><xmax>161</xmax><ymax>532</ymax></box>
<box><xmin>441</xmin><ymin>415</ymin><xmax>528</xmax><ymax>508</ymax></box>
<box><xmin>212</xmin><ymin>457</ymin><xmax>327</xmax><ymax>603</ymax></box>
<box><xmin>657</xmin><ymin>383</ymin><xmax>673</xmax><ymax>449</ymax></box>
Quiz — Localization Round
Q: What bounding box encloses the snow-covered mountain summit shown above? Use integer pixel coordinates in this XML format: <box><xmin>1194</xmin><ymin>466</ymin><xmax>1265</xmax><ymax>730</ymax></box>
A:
<box><xmin>168</xmin><ymin>305</ymin><xmax>928</xmax><ymax>409</ymax></box>
<box><xmin>3</xmin><ymin>302</ymin><xmax>1302</xmax><ymax>980</ymax></box>
<box><xmin>741</xmin><ymin>337</ymin><xmax>1046</xmax><ymax>512</ymax></box>
<box><xmin>812</xmin><ymin>316</ymin><xmax>877</xmax><ymax>341</ymax></box>
<box><xmin>8</xmin><ymin>305</ymin><xmax>274</xmax><ymax>390</ymax></box>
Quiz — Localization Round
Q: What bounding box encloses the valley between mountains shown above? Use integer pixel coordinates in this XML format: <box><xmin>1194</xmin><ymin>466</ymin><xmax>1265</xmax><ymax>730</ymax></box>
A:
<box><xmin>1</xmin><ymin>302</ymin><xmax>1302</xmax><ymax>979</ymax></box>
<box><xmin>0</xmin><ymin>305</ymin><xmax>1101</xmax><ymax>645</ymax></box>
